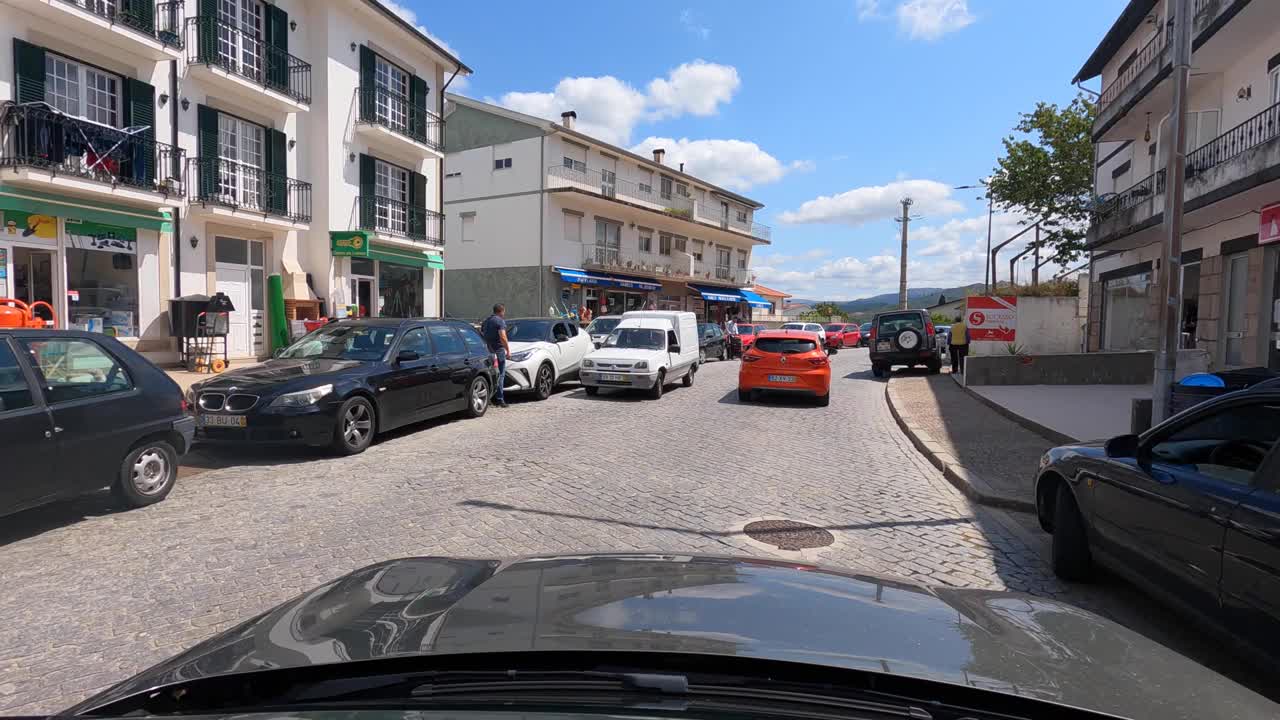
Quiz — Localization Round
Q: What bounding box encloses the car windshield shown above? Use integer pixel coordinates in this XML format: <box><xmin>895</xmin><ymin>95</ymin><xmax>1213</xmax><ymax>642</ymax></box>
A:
<box><xmin>607</xmin><ymin>328</ymin><xmax>665</xmax><ymax>349</ymax></box>
<box><xmin>587</xmin><ymin>318</ymin><xmax>620</xmax><ymax>335</ymax></box>
<box><xmin>277</xmin><ymin>324</ymin><xmax>397</xmax><ymax>361</ymax></box>
<box><xmin>506</xmin><ymin>320</ymin><xmax>553</xmax><ymax>341</ymax></box>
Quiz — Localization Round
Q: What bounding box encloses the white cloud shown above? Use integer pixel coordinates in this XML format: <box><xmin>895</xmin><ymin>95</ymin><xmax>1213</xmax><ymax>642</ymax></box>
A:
<box><xmin>379</xmin><ymin>0</ymin><xmax>461</xmax><ymax>59</ymax></box>
<box><xmin>630</xmin><ymin>137</ymin><xmax>806</xmax><ymax>191</ymax></box>
<box><xmin>679</xmin><ymin>8</ymin><xmax>711</xmax><ymax>39</ymax></box>
<box><xmin>778</xmin><ymin>179</ymin><xmax>966</xmax><ymax>227</ymax></box>
<box><xmin>896</xmin><ymin>0</ymin><xmax>974</xmax><ymax>40</ymax></box>
<box><xmin>496</xmin><ymin>61</ymin><xmax>739</xmax><ymax>145</ymax></box>
<box><xmin>855</xmin><ymin>0</ymin><xmax>881</xmax><ymax>21</ymax></box>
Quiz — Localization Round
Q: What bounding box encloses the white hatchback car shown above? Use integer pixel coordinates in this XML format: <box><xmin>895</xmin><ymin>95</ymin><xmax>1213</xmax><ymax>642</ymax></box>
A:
<box><xmin>502</xmin><ymin>317</ymin><xmax>594</xmax><ymax>400</ymax></box>
<box><xmin>780</xmin><ymin>322</ymin><xmax>827</xmax><ymax>346</ymax></box>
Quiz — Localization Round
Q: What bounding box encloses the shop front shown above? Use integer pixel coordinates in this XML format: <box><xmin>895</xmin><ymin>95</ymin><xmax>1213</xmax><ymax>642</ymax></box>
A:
<box><xmin>1</xmin><ymin>184</ymin><xmax>168</xmax><ymax>347</ymax></box>
<box><xmin>552</xmin><ymin>266</ymin><xmax>660</xmax><ymax>317</ymax></box>
<box><xmin>331</xmin><ymin>231</ymin><xmax>443</xmax><ymax>319</ymax></box>
<box><xmin>687</xmin><ymin>283</ymin><xmax>763</xmax><ymax>324</ymax></box>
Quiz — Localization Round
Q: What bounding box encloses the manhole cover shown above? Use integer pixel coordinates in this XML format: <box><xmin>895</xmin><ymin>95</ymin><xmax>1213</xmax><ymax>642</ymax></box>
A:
<box><xmin>743</xmin><ymin>520</ymin><xmax>834</xmax><ymax>551</ymax></box>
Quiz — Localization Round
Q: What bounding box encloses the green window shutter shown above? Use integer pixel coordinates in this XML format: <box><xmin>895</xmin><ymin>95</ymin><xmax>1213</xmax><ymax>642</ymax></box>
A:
<box><xmin>122</xmin><ymin>78</ymin><xmax>156</xmax><ymax>187</ymax></box>
<box><xmin>358</xmin><ymin>153</ymin><xmax>376</xmax><ymax>229</ymax></box>
<box><xmin>408</xmin><ymin>171</ymin><xmax>427</xmax><ymax>239</ymax></box>
<box><xmin>264</xmin><ymin>128</ymin><xmax>287</xmax><ymax>215</ymax></box>
<box><xmin>409</xmin><ymin>74</ymin><xmax>428</xmax><ymax>142</ymax></box>
<box><xmin>120</xmin><ymin>0</ymin><xmax>155</xmax><ymax>35</ymax></box>
<box><xmin>13</xmin><ymin>39</ymin><xmax>46</xmax><ymax>104</ymax></box>
<box><xmin>264</xmin><ymin>4</ymin><xmax>288</xmax><ymax>93</ymax></box>
<box><xmin>197</xmin><ymin>0</ymin><xmax>219</xmax><ymax>64</ymax></box>
<box><xmin>197</xmin><ymin>104</ymin><xmax>220</xmax><ymax>198</ymax></box>
<box><xmin>359</xmin><ymin>45</ymin><xmax>376</xmax><ymax>121</ymax></box>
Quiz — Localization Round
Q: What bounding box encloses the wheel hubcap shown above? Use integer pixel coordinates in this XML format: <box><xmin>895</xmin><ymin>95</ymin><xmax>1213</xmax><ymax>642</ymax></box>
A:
<box><xmin>131</xmin><ymin>448</ymin><xmax>169</xmax><ymax>495</ymax></box>
<box><xmin>344</xmin><ymin>404</ymin><xmax>372</xmax><ymax>446</ymax></box>
<box><xmin>473</xmin><ymin>378</ymin><xmax>489</xmax><ymax>411</ymax></box>
<box><xmin>538</xmin><ymin>367</ymin><xmax>552</xmax><ymax>395</ymax></box>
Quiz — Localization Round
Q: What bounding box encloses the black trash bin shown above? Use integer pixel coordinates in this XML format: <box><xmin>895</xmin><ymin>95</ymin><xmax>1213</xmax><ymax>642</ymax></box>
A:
<box><xmin>1170</xmin><ymin>367</ymin><xmax>1280</xmax><ymax>415</ymax></box>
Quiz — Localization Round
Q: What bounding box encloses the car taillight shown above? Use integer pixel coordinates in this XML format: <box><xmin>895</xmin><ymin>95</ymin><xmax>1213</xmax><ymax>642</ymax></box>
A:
<box><xmin>870</xmin><ymin>326</ymin><xmax>877</xmax><ymax>342</ymax></box>
<box><xmin>808</xmin><ymin>356</ymin><xmax>829</xmax><ymax>366</ymax></box>
<box><xmin>743</xmin><ymin>353</ymin><xmax>762</xmax><ymax>363</ymax></box>
<box><xmin>180</xmin><ymin>397</ymin><xmax>188</xmax><ymax>412</ymax></box>
<box><xmin>926</xmin><ymin>320</ymin><xmax>935</xmax><ymax>337</ymax></box>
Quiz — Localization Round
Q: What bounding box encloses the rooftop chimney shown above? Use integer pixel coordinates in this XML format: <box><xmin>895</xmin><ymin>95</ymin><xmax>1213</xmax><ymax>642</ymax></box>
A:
<box><xmin>653</xmin><ymin>148</ymin><xmax>665</xmax><ymax>165</ymax></box>
<box><xmin>679</xmin><ymin>162</ymin><xmax>684</xmax><ymax>172</ymax></box>
<box><xmin>560</xmin><ymin>110</ymin><xmax>576</xmax><ymax>129</ymax></box>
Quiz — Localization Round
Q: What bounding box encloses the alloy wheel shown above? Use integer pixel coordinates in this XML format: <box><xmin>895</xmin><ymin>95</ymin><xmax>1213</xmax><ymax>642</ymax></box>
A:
<box><xmin>537</xmin><ymin>365</ymin><xmax>553</xmax><ymax>397</ymax></box>
<box><xmin>131</xmin><ymin>448</ymin><xmax>170</xmax><ymax>495</ymax></box>
<box><xmin>472</xmin><ymin>377</ymin><xmax>490</xmax><ymax>413</ymax></box>
<box><xmin>343</xmin><ymin>403</ymin><xmax>373</xmax><ymax>447</ymax></box>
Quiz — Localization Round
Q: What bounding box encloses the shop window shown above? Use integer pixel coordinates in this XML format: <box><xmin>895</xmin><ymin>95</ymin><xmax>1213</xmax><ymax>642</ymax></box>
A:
<box><xmin>351</xmin><ymin>257</ymin><xmax>375</xmax><ymax>276</ymax></box>
<box><xmin>1103</xmin><ymin>269</ymin><xmax>1154</xmax><ymax>351</ymax></box>
<box><xmin>379</xmin><ymin>262</ymin><xmax>423</xmax><ymax>318</ymax></box>
<box><xmin>66</xmin><ymin>221</ymin><xmax>140</xmax><ymax>337</ymax></box>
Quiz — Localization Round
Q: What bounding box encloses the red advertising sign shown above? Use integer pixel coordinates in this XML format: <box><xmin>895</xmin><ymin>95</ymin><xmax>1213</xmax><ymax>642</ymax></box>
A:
<box><xmin>1260</xmin><ymin>202</ymin><xmax>1280</xmax><ymax>245</ymax></box>
<box><xmin>966</xmin><ymin>296</ymin><xmax>1017</xmax><ymax>342</ymax></box>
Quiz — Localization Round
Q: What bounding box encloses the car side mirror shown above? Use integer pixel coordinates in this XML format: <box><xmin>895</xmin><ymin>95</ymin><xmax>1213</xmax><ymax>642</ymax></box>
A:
<box><xmin>555</xmin><ymin>333</ymin><xmax>569</xmax><ymax>342</ymax></box>
<box><xmin>396</xmin><ymin>349</ymin><xmax>421</xmax><ymax>363</ymax></box>
<box><xmin>1105</xmin><ymin>434</ymin><xmax>1140</xmax><ymax>459</ymax></box>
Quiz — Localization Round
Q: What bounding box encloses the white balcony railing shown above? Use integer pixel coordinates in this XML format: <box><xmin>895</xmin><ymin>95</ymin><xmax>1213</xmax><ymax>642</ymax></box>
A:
<box><xmin>580</xmin><ymin>245</ymin><xmax>753</xmax><ymax>285</ymax></box>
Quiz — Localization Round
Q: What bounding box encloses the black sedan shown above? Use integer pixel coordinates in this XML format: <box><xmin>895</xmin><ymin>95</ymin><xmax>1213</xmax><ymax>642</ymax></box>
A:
<box><xmin>1</xmin><ymin>329</ymin><xmax>194</xmax><ymax>517</ymax></box>
<box><xmin>1036</xmin><ymin>382</ymin><xmax>1280</xmax><ymax>666</ymax></box>
<box><xmin>697</xmin><ymin>322</ymin><xmax>728</xmax><ymax>362</ymax></box>
<box><xmin>189</xmin><ymin>319</ymin><xmax>497</xmax><ymax>455</ymax></box>
<box><xmin>65</xmin><ymin>553</ymin><xmax>1275</xmax><ymax>720</ymax></box>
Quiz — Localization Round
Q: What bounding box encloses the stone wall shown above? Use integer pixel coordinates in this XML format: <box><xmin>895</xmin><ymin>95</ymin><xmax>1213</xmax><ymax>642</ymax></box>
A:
<box><xmin>965</xmin><ymin>349</ymin><xmax>1211</xmax><ymax>386</ymax></box>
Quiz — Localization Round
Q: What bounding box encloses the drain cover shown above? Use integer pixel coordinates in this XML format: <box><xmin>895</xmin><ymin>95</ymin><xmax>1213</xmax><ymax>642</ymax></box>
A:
<box><xmin>743</xmin><ymin>520</ymin><xmax>835</xmax><ymax>551</ymax></box>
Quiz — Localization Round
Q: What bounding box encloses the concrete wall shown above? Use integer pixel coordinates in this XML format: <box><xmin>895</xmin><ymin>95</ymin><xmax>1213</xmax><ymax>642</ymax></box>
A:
<box><xmin>970</xmin><ymin>296</ymin><xmax>1084</xmax><ymax>356</ymax></box>
<box><xmin>966</xmin><ymin>349</ymin><xmax>1211</xmax><ymax>386</ymax></box>
<box><xmin>444</xmin><ymin>265</ymin><xmax>544</xmax><ymax>321</ymax></box>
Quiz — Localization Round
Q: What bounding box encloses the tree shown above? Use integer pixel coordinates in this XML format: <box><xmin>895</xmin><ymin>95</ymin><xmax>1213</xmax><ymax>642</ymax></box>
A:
<box><xmin>986</xmin><ymin>94</ymin><xmax>1096</xmax><ymax>264</ymax></box>
<box><xmin>805</xmin><ymin>302</ymin><xmax>848</xmax><ymax>321</ymax></box>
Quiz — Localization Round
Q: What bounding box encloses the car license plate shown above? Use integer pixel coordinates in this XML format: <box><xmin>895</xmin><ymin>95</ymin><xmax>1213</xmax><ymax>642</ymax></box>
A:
<box><xmin>600</xmin><ymin>373</ymin><xmax>627</xmax><ymax>382</ymax></box>
<box><xmin>767</xmin><ymin>375</ymin><xmax>797</xmax><ymax>383</ymax></box>
<box><xmin>200</xmin><ymin>414</ymin><xmax>246</xmax><ymax>428</ymax></box>
<box><xmin>877</xmin><ymin>341</ymin><xmax>892</xmax><ymax>351</ymax></box>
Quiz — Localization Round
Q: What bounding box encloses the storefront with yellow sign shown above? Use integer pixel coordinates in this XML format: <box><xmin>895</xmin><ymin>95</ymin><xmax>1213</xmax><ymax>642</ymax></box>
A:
<box><xmin>329</xmin><ymin>231</ymin><xmax>444</xmax><ymax>318</ymax></box>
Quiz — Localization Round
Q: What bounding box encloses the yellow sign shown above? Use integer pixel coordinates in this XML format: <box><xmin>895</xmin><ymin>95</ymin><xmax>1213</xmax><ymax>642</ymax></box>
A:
<box><xmin>330</xmin><ymin>231</ymin><xmax>370</xmax><ymax>256</ymax></box>
<box><xmin>2</xmin><ymin>211</ymin><xmax>57</xmax><ymax>239</ymax></box>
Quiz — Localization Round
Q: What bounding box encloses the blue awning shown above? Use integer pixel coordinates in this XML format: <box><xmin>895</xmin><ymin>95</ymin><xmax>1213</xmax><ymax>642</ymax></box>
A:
<box><xmin>608</xmin><ymin>273</ymin><xmax>661</xmax><ymax>291</ymax></box>
<box><xmin>553</xmin><ymin>266</ymin><xmax>617</xmax><ymax>286</ymax></box>
<box><xmin>688</xmin><ymin>284</ymin><xmax>744</xmax><ymax>303</ymax></box>
<box><xmin>738</xmin><ymin>288</ymin><xmax>772</xmax><ymax>309</ymax></box>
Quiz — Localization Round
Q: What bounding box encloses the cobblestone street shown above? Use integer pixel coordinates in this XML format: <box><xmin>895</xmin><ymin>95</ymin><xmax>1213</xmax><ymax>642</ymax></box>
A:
<box><xmin>0</xmin><ymin>349</ymin><xmax>1253</xmax><ymax>712</ymax></box>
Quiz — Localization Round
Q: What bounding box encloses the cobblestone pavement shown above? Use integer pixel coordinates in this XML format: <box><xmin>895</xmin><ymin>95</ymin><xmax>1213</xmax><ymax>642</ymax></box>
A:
<box><xmin>0</xmin><ymin>349</ymin><xmax>1240</xmax><ymax>713</ymax></box>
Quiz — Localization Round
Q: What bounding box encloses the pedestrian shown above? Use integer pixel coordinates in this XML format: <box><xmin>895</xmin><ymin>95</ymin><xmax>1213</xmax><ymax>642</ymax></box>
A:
<box><xmin>949</xmin><ymin>313</ymin><xmax>969</xmax><ymax>375</ymax></box>
<box><xmin>481</xmin><ymin>303</ymin><xmax>510</xmax><ymax>408</ymax></box>
<box><xmin>725</xmin><ymin>313</ymin><xmax>738</xmax><ymax>335</ymax></box>
<box><xmin>644</xmin><ymin>297</ymin><xmax>657</xmax><ymax>310</ymax></box>
<box><xmin>579</xmin><ymin>304</ymin><xmax>592</xmax><ymax>327</ymax></box>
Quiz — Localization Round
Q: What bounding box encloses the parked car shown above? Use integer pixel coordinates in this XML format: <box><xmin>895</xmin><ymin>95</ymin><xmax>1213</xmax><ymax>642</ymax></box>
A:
<box><xmin>697</xmin><ymin>322</ymin><xmax>728</xmax><ymax>363</ymax></box>
<box><xmin>1035</xmin><ymin>383</ymin><xmax>1280</xmax><ymax>668</ymax></box>
<box><xmin>188</xmin><ymin>319</ymin><xmax>496</xmax><ymax>455</ymax></box>
<box><xmin>738</xmin><ymin>330</ymin><xmax>831</xmax><ymax>406</ymax></box>
<box><xmin>824</xmin><ymin>323</ymin><xmax>861</xmax><ymax>349</ymax></box>
<box><xmin>501</xmin><ymin>317</ymin><xmax>593</xmax><ymax>400</ymax></box>
<box><xmin>823</xmin><ymin>323</ymin><xmax>847</xmax><ymax>350</ymax></box>
<box><xmin>935</xmin><ymin>324</ymin><xmax>952</xmax><ymax>348</ymax></box>
<box><xmin>868</xmin><ymin>310</ymin><xmax>943</xmax><ymax>377</ymax></box>
<box><xmin>0</xmin><ymin>329</ymin><xmax>195</xmax><ymax>517</ymax></box>
<box><xmin>580</xmin><ymin>311</ymin><xmax>699</xmax><ymax>399</ymax></box>
<box><xmin>728</xmin><ymin>323</ymin><xmax>763</xmax><ymax>357</ymax></box>
<box><xmin>859</xmin><ymin>322</ymin><xmax>872</xmax><ymax>346</ymax></box>
<box><xmin>585</xmin><ymin>315</ymin><xmax>622</xmax><ymax>348</ymax></box>
<box><xmin>780</xmin><ymin>322</ymin><xmax>828</xmax><ymax>348</ymax></box>
<box><xmin>63</xmin><ymin>553</ymin><xmax>1274</xmax><ymax>720</ymax></box>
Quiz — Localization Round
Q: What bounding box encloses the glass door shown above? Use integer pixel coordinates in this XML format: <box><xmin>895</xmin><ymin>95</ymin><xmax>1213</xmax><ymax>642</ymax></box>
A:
<box><xmin>217</xmin><ymin>0</ymin><xmax>263</xmax><ymax>80</ymax></box>
<box><xmin>1224</xmin><ymin>253</ymin><xmax>1249</xmax><ymax>367</ymax></box>
<box><xmin>217</xmin><ymin>113</ymin><xmax>264</xmax><ymax>209</ymax></box>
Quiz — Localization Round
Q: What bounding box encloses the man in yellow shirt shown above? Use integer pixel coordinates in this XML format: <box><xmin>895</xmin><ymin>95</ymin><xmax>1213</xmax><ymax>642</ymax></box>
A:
<box><xmin>949</xmin><ymin>314</ymin><xmax>968</xmax><ymax>373</ymax></box>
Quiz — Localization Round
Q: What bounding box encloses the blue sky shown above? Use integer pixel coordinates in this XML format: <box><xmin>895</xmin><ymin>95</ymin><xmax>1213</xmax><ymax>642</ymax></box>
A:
<box><xmin>392</xmin><ymin>0</ymin><xmax>1124</xmax><ymax>300</ymax></box>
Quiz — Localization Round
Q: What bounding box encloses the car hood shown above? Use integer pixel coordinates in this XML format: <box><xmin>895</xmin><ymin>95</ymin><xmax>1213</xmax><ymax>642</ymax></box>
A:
<box><xmin>73</xmin><ymin>554</ymin><xmax>1275</xmax><ymax>720</ymax></box>
<box><xmin>192</xmin><ymin>358</ymin><xmax>369</xmax><ymax>393</ymax></box>
<box><xmin>507</xmin><ymin>340</ymin><xmax>551</xmax><ymax>355</ymax></box>
<box><xmin>587</xmin><ymin>347</ymin><xmax>666</xmax><ymax>363</ymax></box>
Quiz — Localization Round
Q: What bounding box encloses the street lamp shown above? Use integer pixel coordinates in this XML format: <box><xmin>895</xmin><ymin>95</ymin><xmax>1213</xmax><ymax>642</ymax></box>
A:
<box><xmin>955</xmin><ymin>181</ymin><xmax>994</xmax><ymax>294</ymax></box>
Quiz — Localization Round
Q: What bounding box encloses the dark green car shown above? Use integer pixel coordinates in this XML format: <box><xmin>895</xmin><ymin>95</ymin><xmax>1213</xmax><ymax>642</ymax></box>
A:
<box><xmin>869</xmin><ymin>309</ymin><xmax>943</xmax><ymax>377</ymax></box>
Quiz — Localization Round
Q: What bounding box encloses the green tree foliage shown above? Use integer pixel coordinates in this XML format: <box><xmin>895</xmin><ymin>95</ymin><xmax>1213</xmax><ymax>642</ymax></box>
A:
<box><xmin>805</xmin><ymin>302</ymin><xmax>849</xmax><ymax>321</ymax></box>
<box><xmin>987</xmin><ymin>94</ymin><xmax>1097</xmax><ymax>264</ymax></box>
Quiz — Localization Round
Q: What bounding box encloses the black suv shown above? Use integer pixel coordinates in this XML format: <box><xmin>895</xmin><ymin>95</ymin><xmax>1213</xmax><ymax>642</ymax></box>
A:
<box><xmin>868</xmin><ymin>309</ymin><xmax>943</xmax><ymax>377</ymax></box>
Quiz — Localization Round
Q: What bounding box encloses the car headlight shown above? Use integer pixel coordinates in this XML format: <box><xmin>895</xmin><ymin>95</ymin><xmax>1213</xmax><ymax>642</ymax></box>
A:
<box><xmin>582</xmin><ymin>359</ymin><xmax>595</xmax><ymax>368</ymax></box>
<box><xmin>508</xmin><ymin>349</ymin><xmax>535</xmax><ymax>362</ymax></box>
<box><xmin>269</xmin><ymin>384</ymin><xmax>334</xmax><ymax>408</ymax></box>
<box><xmin>633</xmin><ymin>360</ymin><xmax>648</xmax><ymax>370</ymax></box>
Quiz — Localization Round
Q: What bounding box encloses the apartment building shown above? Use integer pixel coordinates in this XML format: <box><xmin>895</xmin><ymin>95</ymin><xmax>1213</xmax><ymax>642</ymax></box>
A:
<box><xmin>0</xmin><ymin>0</ymin><xmax>465</xmax><ymax>360</ymax></box>
<box><xmin>442</xmin><ymin>94</ymin><xmax>772</xmax><ymax>322</ymax></box>
<box><xmin>1078</xmin><ymin>0</ymin><xmax>1279</xmax><ymax>373</ymax></box>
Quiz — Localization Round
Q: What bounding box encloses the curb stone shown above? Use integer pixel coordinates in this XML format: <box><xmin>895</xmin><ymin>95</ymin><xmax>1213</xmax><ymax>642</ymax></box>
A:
<box><xmin>885</xmin><ymin>378</ymin><xmax>1036</xmax><ymax>513</ymax></box>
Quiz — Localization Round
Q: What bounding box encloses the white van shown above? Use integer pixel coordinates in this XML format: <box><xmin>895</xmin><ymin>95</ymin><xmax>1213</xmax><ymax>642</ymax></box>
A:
<box><xmin>580</xmin><ymin>311</ymin><xmax>700</xmax><ymax>399</ymax></box>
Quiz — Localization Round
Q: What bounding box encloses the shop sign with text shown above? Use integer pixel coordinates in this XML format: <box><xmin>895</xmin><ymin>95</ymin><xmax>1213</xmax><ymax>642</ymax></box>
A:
<box><xmin>966</xmin><ymin>296</ymin><xmax>1018</xmax><ymax>342</ymax></box>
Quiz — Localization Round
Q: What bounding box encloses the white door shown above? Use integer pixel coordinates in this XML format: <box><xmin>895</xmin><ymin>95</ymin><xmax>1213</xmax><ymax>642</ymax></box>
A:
<box><xmin>216</xmin><ymin>264</ymin><xmax>252</xmax><ymax>357</ymax></box>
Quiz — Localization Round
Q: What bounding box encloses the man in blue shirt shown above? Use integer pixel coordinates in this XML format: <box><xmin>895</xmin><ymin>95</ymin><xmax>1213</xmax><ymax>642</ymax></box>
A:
<box><xmin>480</xmin><ymin>303</ymin><xmax>510</xmax><ymax>408</ymax></box>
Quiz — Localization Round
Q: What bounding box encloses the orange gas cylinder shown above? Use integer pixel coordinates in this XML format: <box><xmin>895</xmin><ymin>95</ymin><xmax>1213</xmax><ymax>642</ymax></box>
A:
<box><xmin>0</xmin><ymin>298</ymin><xmax>57</xmax><ymax>328</ymax></box>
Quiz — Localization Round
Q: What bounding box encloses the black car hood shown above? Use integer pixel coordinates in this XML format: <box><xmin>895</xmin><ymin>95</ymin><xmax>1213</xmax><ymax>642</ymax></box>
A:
<box><xmin>192</xmin><ymin>359</ymin><xmax>369</xmax><ymax>392</ymax></box>
<box><xmin>74</xmin><ymin>554</ymin><xmax>1275</xmax><ymax>720</ymax></box>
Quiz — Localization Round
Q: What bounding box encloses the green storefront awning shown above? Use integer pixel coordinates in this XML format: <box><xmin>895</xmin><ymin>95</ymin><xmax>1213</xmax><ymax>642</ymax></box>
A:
<box><xmin>329</xmin><ymin>231</ymin><xmax>442</xmax><ymax>269</ymax></box>
<box><xmin>0</xmin><ymin>184</ymin><xmax>171</xmax><ymax>231</ymax></box>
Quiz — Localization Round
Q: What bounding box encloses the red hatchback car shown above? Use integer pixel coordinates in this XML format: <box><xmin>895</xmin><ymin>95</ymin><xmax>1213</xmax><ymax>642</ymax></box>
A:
<box><xmin>823</xmin><ymin>323</ymin><xmax>861</xmax><ymax>350</ymax></box>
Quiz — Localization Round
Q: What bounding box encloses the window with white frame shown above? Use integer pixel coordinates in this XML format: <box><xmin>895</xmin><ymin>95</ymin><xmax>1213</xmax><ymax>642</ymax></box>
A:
<box><xmin>493</xmin><ymin>157</ymin><xmax>512</xmax><ymax>170</ymax></box>
<box><xmin>217</xmin><ymin>113</ymin><xmax>265</xmax><ymax>207</ymax></box>
<box><xmin>638</xmin><ymin>230</ymin><xmax>652</xmax><ymax>253</ymax></box>
<box><xmin>637</xmin><ymin>168</ymin><xmax>653</xmax><ymax>195</ymax></box>
<box><xmin>691</xmin><ymin>239</ymin><xmax>704</xmax><ymax>262</ymax></box>
<box><xmin>659</xmin><ymin>233</ymin><xmax>672</xmax><ymax>256</ymax></box>
<box><xmin>562</xmin><ymin>156</ymin><xmax>586</xmax><ymax>173</ymax></box>
<box><xmin>375</xmin><ymin>54</ymin><xmax>410</xmax><ymax>130</ymax></box>
<box><xmin>563</xmin><ymin>212</ymin><xmax>582</xmax><ymax>243</ymax></box>
<box><xmin>1271</xmin><ymin>66</ymin><xmax>1280</xmax><ymax>105</ymax></box>
<box><xmin>44</xmin><ymin>53</ymin><xmax>120</xmax><ymax>126</ymax></box>
<box><xmin>736</xmin><ymin>210</ymin><xmax>748</xmax><ymax>223</ymax></box>
<box><xmin>737</xmin><ymin>249</ymin><xmax>748</xmax><ymax>269</ymax></box>
<box><xmin>375</xmin><ymin>159</ymin><xmax>410</xmax><ymax>234</ymax></box>
<box><xmin>673</xmin><ymin>235</ymin><xmax>687</xmax><ymax>253</ymax></box>
<box><xmin>217</xmin><ymin>0</ymin><xmax>263</xmax><ymax>79</ymax></box>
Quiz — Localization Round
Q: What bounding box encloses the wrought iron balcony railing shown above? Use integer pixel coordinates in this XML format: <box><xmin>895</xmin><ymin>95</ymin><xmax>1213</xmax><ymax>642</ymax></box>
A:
<box><xmin>187</xmin><ymin>16</ymin><xmax>311</xmax><ymax>104</ymax></box>
<box><xmin>0</xmin><ymin>102</ymin><xmax>184</xmax><ymax>195</ymax></box>
<box><xmin>187</xmin><ymin>156</ymin><xmax>311</xmax><ymax>222</ymax></box>
<box><xmin>60</xmin><ymin>0</ymin><xmax>185</xmax><ymax>47</ymax></box>
<box><xmin>1098</xmin><ymin>29</ymin><xmax>1166</xmax><ymax>111</ymax></box>
<box><xmin>357</xmin><ymin>195</ymin><xmax>443</xmax><ymax>244</ymax></box>
<box><xmin>356</xmin><ymin>87</ymin><xmax>442</xmax><ymax>151</ymax></box>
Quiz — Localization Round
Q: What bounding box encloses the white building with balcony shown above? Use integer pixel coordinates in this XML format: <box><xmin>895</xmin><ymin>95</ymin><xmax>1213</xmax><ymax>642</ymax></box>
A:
<box><xmin>0</xmin><ymin>0</ymin><xmax>465</xmax><ymax>361</ymax></box>
<box><xmin>441</xmin><ymin>94</ymin><xmax>772</xmax><ymax>322</ymax></box>
<box><xmin>1078</xmin><ymin>0</ymin><xmax>1280</xmax><ymax>373</ymax></box>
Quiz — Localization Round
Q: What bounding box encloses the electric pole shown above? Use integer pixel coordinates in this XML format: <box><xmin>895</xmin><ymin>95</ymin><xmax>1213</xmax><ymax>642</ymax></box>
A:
<box><xmin>897</xmin><ymin>197</ymin><xmax>913</xmax><ymax>309</ymax></box>
<box><xmin>1153</xmin><ymin>0</ymin><xmax>1193</xmax><ymax>425</ymax></box>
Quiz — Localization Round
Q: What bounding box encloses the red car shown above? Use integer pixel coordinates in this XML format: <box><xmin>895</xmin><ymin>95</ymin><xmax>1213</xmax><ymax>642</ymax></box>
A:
<box><xmin>739</xmin><ymin>330</ymin><xmax>831</xmax><ymax>406</ymax></box>
<box><xmin>729</xmin><ymin>323</ymin><xmax>765</xmax><ymax>357</ymax></box>
<box><xmin>823</xmin><ymin>323</ymin><xmax>861</xmax><ymax>350</ymax></box>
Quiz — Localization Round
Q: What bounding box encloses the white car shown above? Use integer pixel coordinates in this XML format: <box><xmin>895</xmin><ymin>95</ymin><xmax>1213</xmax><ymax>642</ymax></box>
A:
<box><xmin>580</xmin><ymin>311</ymin><xmax>700</xmax><ymax>399</ymax></box>
<box><xmin>586</xmin><ymin>315</ymin><xmax>623</xmax><ymax>348</ymax></box>
<box><xmin>502</xmin><ymin>317</ymin><xmax>593</xmax><ymax>400</ymax></box>
<box><xmin>780</xmin><ymin>322</ymin><xmax>827</xmax><ymax>346</ymax></box>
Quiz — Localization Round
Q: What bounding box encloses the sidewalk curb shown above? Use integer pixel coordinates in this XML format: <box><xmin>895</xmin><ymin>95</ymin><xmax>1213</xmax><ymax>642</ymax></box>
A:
<box><xmin>885</xmin><ymin>378</ymin><xmax>1035</xmax><ymax>513</ymax></box>
<box><xmin>949</xmin><ymin>374</ymin><xmax>1077</xmax><ymax>446</ymax></box>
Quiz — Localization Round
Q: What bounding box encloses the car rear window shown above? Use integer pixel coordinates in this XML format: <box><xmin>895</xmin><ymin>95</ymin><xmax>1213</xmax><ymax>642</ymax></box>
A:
<box><xmin>877</xmin><ymin>313</ymin><xmax>925</xmax><ymax>334</ymax></box>
<box><xmin>824</xmin><ymin>324</ymin><xmax>844</xmax><ymax>332</ymax></box>
<box><xmin>755</xmin><ymin>337</ymin><xmax>818</xmax><ymax>354</ymax></box>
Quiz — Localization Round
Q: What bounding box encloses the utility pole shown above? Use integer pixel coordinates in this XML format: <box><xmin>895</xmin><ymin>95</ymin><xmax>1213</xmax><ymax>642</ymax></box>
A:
<box><xmin>1153</xmin><ymin>0</ymin><xmax>1193</xmax><ymax>425</ymax></box>
<box><xmin>897</xmin><ymin>197</ymin><xmax>913</xmax><ymax>309</ymax></box>
<box><xmin>983</xmin><ymin>193</ymin><xmax>994</xmax><ymax>294</ymax></box>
